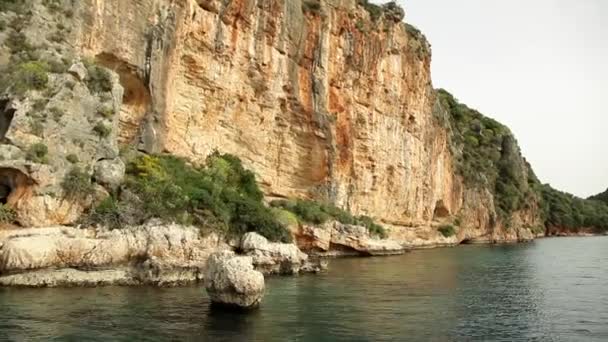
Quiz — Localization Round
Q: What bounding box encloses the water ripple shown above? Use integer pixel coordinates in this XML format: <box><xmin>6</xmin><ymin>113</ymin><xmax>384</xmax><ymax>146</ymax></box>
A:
<box><xmin>0</xmin><ymin>237</ymin><xmax>606</xmax><ymax>341</ymax></box>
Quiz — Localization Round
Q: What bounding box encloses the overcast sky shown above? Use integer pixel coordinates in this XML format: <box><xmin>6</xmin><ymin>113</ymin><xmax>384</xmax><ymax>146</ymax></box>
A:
<box><xmin>385</xmin><ymin>0</ymin><xmax>607</xmax><ymax>198</ymax></box>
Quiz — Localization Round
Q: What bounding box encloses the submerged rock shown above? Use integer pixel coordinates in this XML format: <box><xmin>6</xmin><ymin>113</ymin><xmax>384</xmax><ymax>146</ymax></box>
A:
<box><xmin>204</xmin><ymin>251</ymin><xmax>265</xmax><ymax>309</ymax></box>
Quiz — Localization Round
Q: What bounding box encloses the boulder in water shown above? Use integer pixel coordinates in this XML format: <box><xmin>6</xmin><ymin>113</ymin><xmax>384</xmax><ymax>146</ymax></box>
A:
<box><xmin>204</xmin><ymin>251</ymin><xmax>265</xmax><ymax>309</ymax></box>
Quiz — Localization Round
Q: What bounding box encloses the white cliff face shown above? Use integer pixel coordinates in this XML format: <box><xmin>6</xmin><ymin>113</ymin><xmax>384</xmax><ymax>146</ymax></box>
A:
<box><xmin>70</xmin><ymin>0</ymin><xmax>462</xmax><ymax>232</ymax></box>
<box><xmin>0</xmin><ymin>0</ymin><xmax>543</xmax><ymax>250</ymax></box>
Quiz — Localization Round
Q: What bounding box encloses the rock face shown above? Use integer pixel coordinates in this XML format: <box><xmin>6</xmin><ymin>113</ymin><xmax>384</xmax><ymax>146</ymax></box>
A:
<box><xmin>0</xmin><ymin>222</ymin><xmax>229</xmax><ymax>286</ymax></box>
<box><xmin>204</xmin><ymin>251</ymin><xmax>265</xmax><ymax>309</ymax></box>
<box><xmin>70</xmin><ymin>0</ymin><xmax>542</xmax><ymax>242</ymax></box>
<box><xmin>0</xmin><ymin>0</ymin><xmax>544</xmax><ymax>247</ymax></box>
<box><xmin>240</xmin><ymin>232</ymin><xmax>312</xmax><ymax>274</ymax></box>
<box><xmin>295</xmin><ymin>221</ymin><xmax>404</xmax><ymax>256</ymax></box>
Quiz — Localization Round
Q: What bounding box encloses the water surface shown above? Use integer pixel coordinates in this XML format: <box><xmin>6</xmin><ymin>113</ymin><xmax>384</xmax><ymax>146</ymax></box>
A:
<box><xmin>0</xmin><ymin>237</ymin><xmax>607</xmax><ymax>341</ymax></box>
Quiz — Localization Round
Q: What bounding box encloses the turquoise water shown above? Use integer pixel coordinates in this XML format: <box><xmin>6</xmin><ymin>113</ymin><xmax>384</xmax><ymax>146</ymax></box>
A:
<box><xmin>0</xmin><ymin>237</ymin><xmax>607</xmax><ymax>341</ymax></box>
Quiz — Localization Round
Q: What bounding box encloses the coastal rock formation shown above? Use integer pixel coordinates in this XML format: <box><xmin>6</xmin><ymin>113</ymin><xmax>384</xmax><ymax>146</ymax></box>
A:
<box><xmin>204</xmin><ymin>251</ymin><xmax>265</xmax><ymax>309</ymax></box>
<box><xmin>296</xmin><ymin>221</ymin><xmax>404</xmax><ymax>256</ymax></box>
<box><xmin>0</xmin><ymin>222</ymin><xmax>230</xmax><ymax>286</ymax></box>
<box><xmin>240</xmin><ymin>232</ymin><xmax>310</xmax><ymax>275</ymax></box>
<box><xmin>0</xmin><ymin>0</ymin><xmax>549</xmax><ymax>243</ymax></box>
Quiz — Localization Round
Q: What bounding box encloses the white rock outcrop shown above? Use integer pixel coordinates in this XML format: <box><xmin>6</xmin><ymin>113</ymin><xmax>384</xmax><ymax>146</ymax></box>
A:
<box><xmin>204</xmin><ymin>251</ymin><xmax>265</xmax><ymax>309</ymax></box>
<box><xmin>240</xmin><ymin>232</ymin><xmax>310</xmax><ymax>275</ymax></box>
<box><xmin>0</xmin><ymin>222</ymin><xmax>229</xmax><ymax>287</ymax></box>
<box><xmin>295</xmin><ymin>221</ymin><xmax>404</xmax><ymax>256</ymax></box>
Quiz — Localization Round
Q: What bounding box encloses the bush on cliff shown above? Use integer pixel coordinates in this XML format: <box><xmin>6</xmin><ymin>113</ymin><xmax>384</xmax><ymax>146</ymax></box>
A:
<box><xmin>62</xmin><ymin>166</ymin><xmax>94</xmax><ymax>199</ymax></box>
<box><xmin>0</xmin><ymin>204</ymin><xmax>16</xmax><ymax>224</ymax></box>
<box><xmin>438</xmin><ymin>225</ymin><xmax>456</xmax><ymax>238</ymax></box>
<box><xmin>87</xmin><ymin>152</ymin><xmax>292</xmax><ymax>242</ymax></box>
<box><xmin>270</xmin><ymin>199</ymin><xmax>388</xmax><ymax>239</ymax></box>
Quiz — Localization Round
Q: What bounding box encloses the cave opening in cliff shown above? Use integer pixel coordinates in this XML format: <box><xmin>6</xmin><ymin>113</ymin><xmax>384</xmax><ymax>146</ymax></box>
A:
<box><xmin>0</xmin><ymin>168</ymin><xmax>33</xmax><ymax>206</ymax></box>
<box><xmin>94</xmin><ymin>53</ymin><xmax>151</xmax><ymax>145</ymax></box>
<box><xmin>433</xmin><ymin>200</ymin><xmax>450</xmax><ymax>219</ymax></box>
<box><xmin>0</xmin><ymin>99</ymin><xmax>16</xmax><ymax>141</ymax></box>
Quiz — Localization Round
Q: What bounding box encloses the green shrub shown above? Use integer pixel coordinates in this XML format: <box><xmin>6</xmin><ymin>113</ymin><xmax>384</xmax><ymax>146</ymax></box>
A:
<box><xmin>26</xmin><ymin>143</ymin><xmax>48</xmax><ymax>163</ymax></box>
<box><xmin>87</xmin><ymin>196</ymin><xmax>122</xmax><ymax>229</ymax></box>
<box><xmin>438</xmin><ymin>225</ymin><xmax>456</xmax><ymax>238</ymax></box>
<box><xmin>61</xmin><ymin>166</ymin><xmax>93</xmax><ymax>198</ymax></box>
<box><xmin>357</xmin><ymin>0</ymin><xmax>382</xmax><ymax>20</ymax></box>
<box><xmin>356</xmin><ymin>215</ymin><xmax>388</xmax><ymax>239</ymax></box>
<box><xmin>270</xmin><ymin>199</ymin><xmax>388</xmax><ymax>238</ymax></box>
<box><xmin>5</xmin><ymin>31</ymin><xmax>35</xmax><ymax>55</ymax></box>
<box><xmin>0</xmin><ymin>204</ymin><xmax>16</xmax><ymax>224</ymax></box>
<box><xmin>93</xmin><ymin>122</ymin><xmax>111</xmax><ymax>138</ymax></box>
<box><xmin>66</xmin><ymin>153</ymin><xmax>79</xmax><ymax>164</ymax></box>
<box><xmin>29</xmin><ymin>119</ymin><xmax>44</xmax><ymax>137</ymax></box>
<box><xmin>84</xmin><ymin>62</ymin><xmax>113</xmax><ymax>94</ymax></box>
<box><xmin>89</xmin><ymin>153</ymin><xmax>292</xmax><ymax>242</ymax></box>
<box><xmin>49</xmin><ymin>106</ymin><xmax>64</xmax><ymax>121</ymax></box>
<box><xmin>11</xmin><ymin>61</ymin><xmax>50</xmax><ymax>94</ymax></box>
<box><xmin>270</xmin><ymin>199</ymin><xmax>331</xmax><ymax>224</ymax></box>
<box><xmin>271</xmin><ymin>207</ymin><xmax>300</xmax><ymax>228</ymax></box>
<box><xmin>0</xmin><ymin>0</ymin><xmax>25</xmax><ymax>14</ymax></box>
<box><xmin>302</xmin><ymin>0</ymin><xmax>321</xmax><ymax>13</ymax></box>
<box><xmin>47</xmin><ymin>58</ymin><xmax>69</xmax><ymax>74</ymax></box>
<box><xmin>97</xmin><ymin>105</ymin><xmax>115</xmax><ymax>118</ymax></box>
<box><xmin>42</xmin><ymin>0</ymin><xmax>62</xmax><ymax>12</ymax></box>
<box><xmin>453</xmin><ymin>217</ymin><xmax>462</xmax><ymax>226</ymax></box>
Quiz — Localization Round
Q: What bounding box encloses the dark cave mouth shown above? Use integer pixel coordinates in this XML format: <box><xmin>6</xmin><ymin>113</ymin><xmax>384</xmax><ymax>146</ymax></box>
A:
<box><xmin>0</xmin><ymin>167</ymin><xmax>34</xmax><ymax>206</ymax></box>
<box><xmin>0</xmin><ymin>183</ymin><xmax>10</xmax><ymax>205</ymax></box>
<box><xmin>0</xmin><ymin>99</ymin><xmax>16</xmax><ymax>141</ymax></box>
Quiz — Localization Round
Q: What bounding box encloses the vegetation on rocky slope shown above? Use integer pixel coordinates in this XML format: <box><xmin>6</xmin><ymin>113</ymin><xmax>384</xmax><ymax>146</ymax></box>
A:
<box><xmin>541</xmin><ymin>185</ymin><xmax>608</xmax><ymax>233</ymax></box>
<box><xmin>86</xmin><ymin>152</ymin><xmax>293</xmax><ymax>242</ymax></box>
<box><xmin>438</xmin><ymin>89</ymin><xmax>608</xmax><ymax>233</ymax></box>
<box><xmin>270</xmin><ymin>199</ymin><xmax>388</xmax><ymax>239</ymax></box>
<box><xmin>437</xmin><ymin>89</ymin><xmax>540</xmax><ymax>222</ymax></box>
<box><xmin>588</xmin><ymin>188</ymin><xmax>608</xmax><ymax>205</ymax></box>
<box><xmin>84</xmin><ymin>151</ymin><xmax>389</xmax><ymax>241</ymax></box>
<box><xmin>0</xmin><ymin>203</ymin><xmax>16</xmax><ymax>224</ymax></box>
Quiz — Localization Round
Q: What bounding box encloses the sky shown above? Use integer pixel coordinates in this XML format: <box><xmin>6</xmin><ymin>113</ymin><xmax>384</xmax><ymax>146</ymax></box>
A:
<box><xmin>383</xmin><ymin>0</ymin><xmax>608</xmax><ymax>198</ymax></box>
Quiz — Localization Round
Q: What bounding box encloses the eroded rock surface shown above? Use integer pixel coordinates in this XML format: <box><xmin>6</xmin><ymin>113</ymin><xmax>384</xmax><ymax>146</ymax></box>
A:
<box><xmin>0</xmin><ymin>222</ymin><xmax>229</xmax><ymax>286</ymax></box>
<box><xmin>204</xmin><ymin>251</ymin><xmax>265</xmax><ymax>309</ymax></box>
<box><xmin>240</xmin><ymin>232</ymin><xmax>312</xmax><ymax>275</ymax></box>
<box><xmin>296</xmin><ymin>221</ymin><xmax>404</xmax><ymax>256</ymax></box>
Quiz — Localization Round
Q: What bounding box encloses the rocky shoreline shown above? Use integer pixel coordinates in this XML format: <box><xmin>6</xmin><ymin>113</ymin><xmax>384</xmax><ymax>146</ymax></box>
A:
<box><xmin>0</xmin><ymin>220</ymin><xmax>403</xmax><ymax>287</ymax></box>
<box><xmin>0</xmin><ymin>219</ymin><xmax>558</xmax><ymax>288</ymax></box>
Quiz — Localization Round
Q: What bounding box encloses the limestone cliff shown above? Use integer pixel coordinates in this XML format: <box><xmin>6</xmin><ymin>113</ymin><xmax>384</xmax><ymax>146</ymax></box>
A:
<box><xmin>0</xmin><ymin>0</ymin><xmax>544</xmax><ymax>246</ymax></box>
